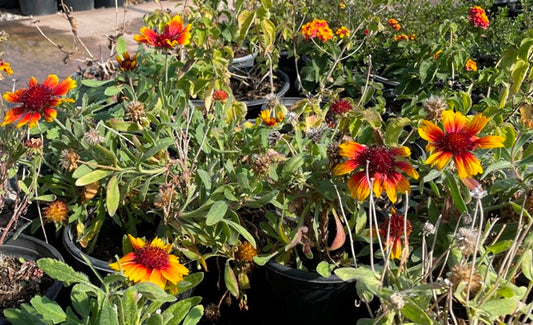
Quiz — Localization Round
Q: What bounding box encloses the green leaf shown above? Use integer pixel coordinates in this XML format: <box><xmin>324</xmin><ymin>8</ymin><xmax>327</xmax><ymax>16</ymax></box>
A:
<box><xmin>116</xmin><ymin>36</ymin><xmax>127</xmax><ymax>58</ymax></box>
<box><xmin>122</xmin><ymin>287</ymin><xmax>139</xmax><ymax>325</ymax></box>
<box><xmin>30</xmin><ymin>296</ymin><xmax>67</xmax><ymax>323</ymax></box>
<box><xmin>521</xmin><ymin>249</ymin><xmax>533</xmax><ymax>281</ymax></box>
<box><xmin>205</xmin><ymin>201</ymin><xmax>228</xmax><ymax>226</ymax></box>
<box><xmin>225</xmin><ymin>220</ymin><xmax>256</xmax><ymax>247</ymax></box>
<box><xmin>33</xmin><ymin>194</ymin><xmax>57</xmax><ymax>202</ymax></box>
<box><xmin>81</xmin><ymin>79</ymin><xmax>113</xmax><ymax>88</ymax></box>
<box><xmin>98</xmin><ymin>300</ymin><xmax>119</xmax><ymax>325</ymax></box>
<box><xmin>334</xmin><ymin>266</ymin><xmax>381</xmax><ymax>287</ymax></box>
<box><xmin>104</xmin><ymin>86</ymin><xmax>120</xmax><ymax>97</ymax></box>
<box><xmin>147</xmin><ymin>313</ymin><xmax>164</xmax><ymax>325</ymax></box>
<box><xmin>401</xmin><ymin>297</ymin><xmax>432</xmax><ymax>325</ymax></box>
<box><xmin>106</xmin><ymin>176</ymin><xmax>120</xmax><ymax>217</ymax></box>
<box><xmin>37</xmin><ymin>258</ymin><xmax>90</xmax><ymax>285</ymax></box>
<box><xmin>182</xmin><ymin>305</ymin><xmax>204</xmax><ymax>325</ymax></box>
<box><xmin>163</xmin><ymin>297</ymin><xmax>201</xmax><ymax>325</ymax></box>
<box><xmin>259</xmin><ymin>19</ymin><xmax>275</xmax><ymax>54</ymax></box>
<box><xmin>135</xmin><ymin>282</ymin><xmax>174</xmax><ymax>300</ymax></box>
<box><xmin>282</xmin><ymin>156</ymin><xmax>304</xmax><ymax>176</ymax></box>
<box><xmin>71</xmin><ymin>164</ymin><xmax>93</xmax><ymax>179</ymax></box>
<box><xmin>479</xmin><ymin>298</ymin><xmax>519</xmax><ymax>319</ymax></box>
<box><xmin>74</xmin><ymin>169</ymin><xmax>113</xmax><ymax>186</ymax></box>
<box><xmin>106</xmin><ymin>119</ymin><xmax>143</xmax><ymax>132</ymax></box>
<box><xmin>316</xmin><ymin>261</ymin><xmax>335</xmax><ymax>278</ymax></box>
<box><xmin>70</xmin><ymin>284</ymin><xmax>91</xmax><ymax>318</ymax></box>
<box><xmin>237</xmin><ymin>10</ymin><xmax>255</xmax><ymax>42</ymax></box>
<box><xmin>445</xmin><ymin>173</ymin><xmax>467</xmax><ymax>213</ymax></box>
<box><xmin>385</xmin><ymin>117</ymin><xmax>411</xmax><ymax>146</ymax></box>
<box><xmin>141</xmin><ymin>138</ymin><xmax>175</xmax><ymax>161</ymax></box>
<box><xmin>487</xmin><ymin>240</ymin><xmax>513</xmax><ymax>255</ymax></box>
<box><xmin>224</xmin><ymin>261</ymin><xmax>239</xmax><ymax>297</ymax></box>
<box><xmin>510</xmin><ymin>59</ymin><xmax>529</xmax><ymax>95</ymax></box>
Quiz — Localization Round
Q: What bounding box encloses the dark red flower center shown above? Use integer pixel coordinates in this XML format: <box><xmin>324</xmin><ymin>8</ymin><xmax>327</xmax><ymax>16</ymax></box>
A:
<box><xmin>358</xmin><ymin>146</ymin><xmax>395</xmax><ymax>175</ymax></box>
<box><xmin>379</xmin><ymin>214</ymin><xmax>412</xmax><ymax>238</ymax></box>
<box><xmin>134</xmin><ymin>245</ymin><xmax>170</xmax><ymax>269</ymax></box>
<box><xmin>20</xmin><ymin>84</ymin><xmax>54</xmax><ymax>112</ymax></box>
<box><xmin>435</xmin><ymin>132</ymin><xmax>475</xmax><ymax>155</ymax></box>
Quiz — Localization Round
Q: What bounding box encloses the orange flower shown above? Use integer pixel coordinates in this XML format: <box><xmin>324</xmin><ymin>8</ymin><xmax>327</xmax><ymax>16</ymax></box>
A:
<box><xmin>433</xmin><ymin>49</ymin><xmax>443</xmax><ymax>59</ymax></box>
<box><xmin>378</xmin><ymin>212</ymin><xmax>411</xmax><ymax>260</ymax></box>
<box><xmin>388</xmin><ymin>18</ymin><xmax>401</xmax><ymax>30</ymax></box>
<box><xmin>418</xmin><ymin>110</ymin><xmax>505</xmax><ymax>178</ymax></box>
<box><xmin>0</xmin><ymin>59</ymin><xmax>13</xmax><ymax>79</ymax></box>
<box><xmin>116</xmin><ymin>51</ymin><xmax>137</xmax><ymax>71</ymax></box>
<box><xmin>335</xmin><ymin>26</ymin><xmax>350</xmax><ymax>39</ymax></box>
<box><xmin>1</xmin><ymin>75</ymin><xmax>76</xmax><ymax>129</ymax></box>
<box><xmin>409</xmin><ymin>33</ymin><xmax>416</xmax><ymax>40</ymax></box>
<box><xmin>393</xmin><ymin>34</ymin><xmax>409</xmax><ymax>41</ymax></box>
<box><xmin>301</xmin><ymin>19</ymin><xmax>333</xmax><ymax>43</ymax></box>
<box><xmin>134</xmin><ymin>15</ymin><xmax>191</xmax><ymax>49</ymax></box>
<box><xmin>339</xmin><ymin>2</ymin><xmax>346</xmax><ymax>9</ymax></box>
<box><xmin>109</xmin><ymin>235</ymin><xmax>189</xmax><ymax>290</ymax></box>
<box><xmin>261</xmin><ymin>110</ymin><xmax>284</xmax><ymax>127</ymax></box>
<box><xmin>468</xmin><ymin>6</ymin><xmax>489</xmax><ymax>29</ymax></box>
<box><xmin>333</xmin><ymin>142</ymin><xmax>419</xmax><ymax>203</ymax></box>
<box><xmin>213</xmin><ymin>89</ymin><xmax>229</xmax><ymax>102</ymax></box>
<box><xmin>465</xmin><ymin>58</ymin><xmax>477</xmax><ymax>72</ymax></box>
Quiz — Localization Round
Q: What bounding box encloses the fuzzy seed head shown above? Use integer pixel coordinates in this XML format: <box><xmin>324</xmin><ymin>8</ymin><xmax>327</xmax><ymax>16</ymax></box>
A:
<box><xmin>235</xmin><ymin>241</ymin><xmax>258</xmax><ymax>263</ymax></box>
<box><xmin>423</xmin><ymin>96</ymin><xmax>447</xmax><ymax>120</ymax></box>
<box><xmin>60</xmin><ymin>148</ymin><xmax>80</xmax><ymax>172</ymax></box>
<box><xmin>44</xmin><ymin>200</ymin><xmax>69</xmax><ymax>224</ymax></box>
<box><xmin>454</xmin><ymin>227</ymin><xmax>478</xmax><ymax>256</ymax></box>
<box><xmin>448</xmin><ymin>263</ymin><xmax>482</xmax><ymax>295</ymax></box>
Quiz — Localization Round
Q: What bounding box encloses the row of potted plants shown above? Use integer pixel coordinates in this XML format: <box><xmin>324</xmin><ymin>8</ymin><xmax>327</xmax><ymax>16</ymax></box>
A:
<box><xmin>1</xmin><ymin>0</ymin><xmax>533</xmax><ymax>323</ymax></box>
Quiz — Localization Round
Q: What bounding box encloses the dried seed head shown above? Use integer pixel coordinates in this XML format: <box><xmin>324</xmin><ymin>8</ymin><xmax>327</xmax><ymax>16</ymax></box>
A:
<box><xmin>423</xmin><ymin>96</ymin><xmax>447</xmax><ymax>120</ymax></box>
<box><xmin>60</xmin><ymin>148</ymin><xmax>80</xmax><ymax>172</ymax></box>
<box><xmin>423</xmin><ymin>221</ymin><xmax>436</xmax><ymax>236</ymax></box>
<box><xmin>83</xmin><ymin>129</ymin><xmax>105</xmax><ymax>145</ymax></box>
<box><xmin>154</xmin><ymin>185</ymin><xmax>175</xmax><ymax>209</ymax></box>
<box><xmin>306</xmin><ymin>124</ymin><xmax>327</xmax><ymax>143</ymax></box>
<box><xmin>454</xmin><ymin>227</ymin><xmax>478</xmax><ymax>256</ymax></box>
<box><xmin>43</xmin><ymin>200</ymin><xmax>69</xmax><ymax>224</ymax></box>
<box><xmin>250</xmin><ymin>153</ymin><xmax>272</xmax><ymax>176</ymax></box>
<box><xmin>389</xmin><ymin>293</ymin><xmax>406</xmax><ymax>310</ymax></box>
<box><xmin>268</xmin><ymin>130</ymin><xmax>282</xmax><ymax>146</ymax></box>
<box><xmin>126</xmin><ymin>101</ymin><xmax>146</xmax><ymax>124</ymax></box>
<box><xmin>235</xmin><ymin>241</ymin><xmax>258</xmax><ymax>263</ymax></box>
<box><xmin>24</xmin><ymin>138</ymin><xmax>43</xmax><ymax>156</ymax></box>
<box><xmin>448</xmin><ymin>263</ymin><xmax>482</xmax><ymax>295</ymax></box>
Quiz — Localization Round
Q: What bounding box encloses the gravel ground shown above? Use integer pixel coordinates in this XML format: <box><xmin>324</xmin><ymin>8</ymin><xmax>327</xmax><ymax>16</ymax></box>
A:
<box><xmin>0</xmin><ymin>8</ymin><xmax>26</xmax><ymax>22</ymax></box>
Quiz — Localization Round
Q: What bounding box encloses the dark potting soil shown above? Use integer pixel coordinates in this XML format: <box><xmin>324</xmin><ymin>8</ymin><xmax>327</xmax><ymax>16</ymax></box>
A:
<box><xmin>230</xmin><ymin>72</ymin><xmax>284</xmax><ymax>102</ymax></box>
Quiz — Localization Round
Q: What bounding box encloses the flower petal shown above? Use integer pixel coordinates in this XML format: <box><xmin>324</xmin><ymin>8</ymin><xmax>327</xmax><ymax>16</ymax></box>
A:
<box><xmin>128</xmin><ymin>234</ymin><xmax>147</xmax><ymax>250</ymax></box>
<box><xmin>474</xmin><ymin>135</ymin><xmax>505</xmax><ymax>149</ymax></box>
<box><xmin>418</xmin><ymin>120</ymin><xmax>444</xmax><ymax>142</ymax></box>
<box><xmin>43</xmin><ymin>75</ymin><xmax>59</xmax><ymax>89</ymax></box>
<box><xmin>442</xmin><ymin>110</ymin><xmax>467</xmax><ymax>134</ymax></box>
<box><xmin>53</xmin><ymin>76</ymin><xmax>76</xmax><ymax>96</ymax></box>
<box><xmin>455</xmin><ymin>152</ymin><xmax>483</xmax><ymax>178</ymax></box>
<box><xmin>395</xmin><ymin>160</ymin><xmax>419</xmax><ymax>179</ymax></box>
<box><xmin>43</xmin><ymin>107</ymin><xmax>57</xmax><ymax>122</ymax></box>
<box><xmin>425</xmin><ymin>151</ymin><xmax>452</xmax><ymax>170</ymax></box>
<box><xmin>333</xmin><ymin>160</ymin><xmax>359</xmax><ymax>176</ymax></box>
<box><xmin>464</xmin><ymin>113</ymin><xmax>489</xmax><ymax>136</ymax></box>
<box><xmin>338</xmin><ymin>141</ymin><xmax>366</xmax><ymax>159</ymax></box>
<box><xmin>1</xmin><ymin>106</ymin><xmax>25</xmax><ymax>126</ymax></box>
<box><xmin>149</xmin><ymin>269</ymin><xmax>167</xmax><ymax>289</ymax></box>
<box><xmin>348</xmin><ymin>172</ymin><xmax>370</xmax><ymax>201</ymax></box>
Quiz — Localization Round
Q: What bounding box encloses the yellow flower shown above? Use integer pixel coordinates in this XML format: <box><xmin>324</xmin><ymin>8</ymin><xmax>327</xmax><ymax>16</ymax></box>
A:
<box><xmin>465</xmin><ymin>59</ymin><xmax>477</xmax><ymax>72</ymax></box>
<box><xmin>335</xmin><ymin>26</ymin><xmax>350</xmax><ymax>39</ymax></box>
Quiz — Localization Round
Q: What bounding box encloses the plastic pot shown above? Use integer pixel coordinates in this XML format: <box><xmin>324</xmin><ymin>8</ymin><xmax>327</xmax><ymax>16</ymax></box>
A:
<box><xmin>0</xmin><ymin>0</ymin><xmax>19</xmax><ymax>9</ymax></box>
<box><xmin>63</xmin><ymin>0</ymin><xmax>94</xmax><ymax>11</ymax></box>
<box><xmin>94</xmin><ymin>0</ymin><xmax>124</xmax><ymax>8</ymax></box>
<box><xmin>242</xmin><ymin>69</ymin><xmax>291</xmax><ymax>119</ymax></box>
<box><xmin>264</xmin><ymin>260</ymin><xmax>364</xmax><ymax>324</ymax></box>
<box><xmin>18</xmin><ymin>0</ymin><xmax>57</xmax><ymax>16</ymax></box>
<box><xmin>0</xmin><ymin>233</ymin><xmax>65</xmax><ymax>324</ymax></box>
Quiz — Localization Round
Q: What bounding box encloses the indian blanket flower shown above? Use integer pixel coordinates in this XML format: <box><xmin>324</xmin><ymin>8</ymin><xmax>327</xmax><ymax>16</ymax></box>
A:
<box><xmin>1</xmin><ymin>75</ymin><xmax>76</xmax><ymax>129</ymax></box>
<box><xmin>329</xmin><ymin>99</ymin><xmax>353</xmax><ymax>115</ymax></box>
<box><xmin>134</xmin><ymin>15</ymin><xmax>191</xmax><ymax>49</ymax></box>
<box><xmin>0</xmin><ymin>59</ymin><xmax>13</xmax><ymax>79</ymax></box>
<box><xmin>418</xmin><ymin>110</ymin><xmax>505</xmax><ymax>178</ymax></box>
<box><xmin>468</xmin><ymin>6</ymin><xmax>489</xmax><ymax>29</ymax></box>
<box><xmin>378</xmin><ymin>211</ymin><xmax>412</xmax><ymax>260</ymax></box>
<box><xmin>116</xmin><ymin>51</ymin><xmax>137</xmax><ymax>71</ymax></box>
<box><xmin>261</xmin><ymin>110</ymin><xmax>284</xmax><ymax>127</ymax></box>
<box><xmin>333</xmin><ymin>142</ymin><xmax>419</xmax><ymax>203</ymax></box>
<box><xmin>109</xmin><ymin>234</ymin><xmax>189</xmax><ymax>290</ymax></box>
<box><xmin>301</xmin><ymin>19</ymin><xmax>333</xmax><ymax>43</ymax></box>
<box><xmin>213</xmin><ymin>89</ymin><xmax>229</xmax><ymax>102</ymax></box>
<box><xmin>388</xmin><ymin>18</ymin><xmax>401</xmax><ymax>30</ymax></box>
<box><xmin>335</xmin><ymin>26</ymin><xmax>350</xmax><ymax>39</ymax></box>
<box><xmin>465</xmin><ymin>58</ymin><xmax>478</xmax><ymax>72</ymax></box>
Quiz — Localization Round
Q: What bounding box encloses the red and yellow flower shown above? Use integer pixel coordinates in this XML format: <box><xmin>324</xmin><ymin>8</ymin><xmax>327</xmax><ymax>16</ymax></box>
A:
<box><xmin>213</xmin><ymin>89</ymin><xmax>229</xmax><ymax>102</ymax></box>
<box><xmin>301</xmin><ymin>19</ymin><xmax>333</xmax><ymax>43</ymax></box>
<box><xmin>134</xmin><ymin>15</ymin><xmax>191</xmax><ymax>49</ymax></box>
<box><xmin>335</xmin><ymin>26</ymin><xmax>350</xmax><ymax>39</ymax></box>
<box><xmin>418</xmin><ymin>110</ymin><xmax>505</xmax><ymax>178</ymax></box>
<box><xmin>468</xmin><ymin>6</ymin><xmax>489</xmax><ymax>29</ymax></box>
<box><xmin>0</xmin><ymin>59</ymin><xmax>13</xmax><ymax>79</ymax></box>
<box><xmin>109</xmin><ymin>234</ymin><xmax>189</xmax><ymax>290</ymax></box>
<box><xmin>261</xmin><ymin>110</ymin><xmax>284</xmax><ymax>127</ymax></box>
<box><xmin>378</xmin><ymin>211</ymin><xmax>412</xmax><ymax>260</ymax></box>
<box><xmin>393</xmin><ymin>34</ymin><xmax>409</xmax><ymax>42</ymax></box>
<box><xmin>333</xmin><ymin>142</ymin><xmax>419</xmax><ymax>203</ymax></box>
<box><xmin>116</xmin><ymin>51</ymin><xmax>137</xmax><ymax>71</ymax></box>
<box><xmin>388</xmin><ymin>18</ymin><xmax>401</xmax><ymax>30</ymax></box>
<box><xmin>465</xmin><ymin>58</ymin><xmax>477</xmax><ymax>72</ymax></box>
<box><xmin>1</xmin><ymin>75</ymin><xmax>76</xmax><ymax>129</ymax></box>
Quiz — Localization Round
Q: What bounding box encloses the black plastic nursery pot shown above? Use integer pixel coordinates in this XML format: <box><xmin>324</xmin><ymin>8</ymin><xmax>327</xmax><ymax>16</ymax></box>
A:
<box><xmin>0</xmin><ymin>0</ymin><xmax>18</xmax><ymax>9</ymax></box>
<box><xmin>0</xmin><ymin>233</ymin><xmax>65</xmax><ymax>324</ymax></box>
<box><xmin>18</xmin><ymin>0</ymin><xmax>57</xmax><ymax>16</ymax></box>
<box><xmin>242</xmin><ymin>69</ymin><xmax>290</xmax><ymax>119</ymax></box>
<box><xmin>62</xmin><ymin>0</ymin><xmax>94</xmax><ymax>11</ymax></box>
<box><xmin>94</xmin><ymin>0</ymin><xmax>124</xmax><ymax>8</ymax></box>
<box><xmin>264</xmin><ymin>260</ymin><xmax>363</xmax><ymax>324</ymax></box>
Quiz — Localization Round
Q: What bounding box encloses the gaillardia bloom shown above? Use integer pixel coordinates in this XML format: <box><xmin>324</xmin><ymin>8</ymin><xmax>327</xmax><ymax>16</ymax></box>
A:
<box><xmin>468</xmin><ymin>6</ymin><xmax>489</xmax><ymax>29</ymax></box>
<box><xmin>261</xmin><ymin>110</ymin><xmax>284</xmax><ymax>127</ymax></box>
<box><xmin>465</xmin><ymin>58</ymin><xmax>477</xmax><ymax>72</ymax></box>
<box><xmin>110</xmin><ymin>234</ymin><xmax>189</xmax><ymax>290</ymax></box>
<box><xmin>2</xmin><ymin>75</ymin><xmax>76</xmax><ymax>129</ymax></box>
<box><xmin>301</xmin><ymin>19</ymin><xmax>333</xmax><ymax>43</ymax></box>
<box><xmin>134</xmin><ymin>15</ymin><xmax>191</xmax><ymax>49</ymax></box>
<box><xmin>333</xmin><ymin>142</ymin><xmax>419</xmax><ymax>203</ymax></box>
<box><xmin>418</xmin><ymin>110</ymin><xmax>505</xmax><ymax>178</ymax></box>
<box><xmin>378</xmin><ymin>212</ymin><xmax>412</xmax><ymax>260</ymax></box>
<box><xmin>116</xmin><ymin>51</ymin><xmax>137</xmax><ymax>71</ymax></box>
<box><xmin>0</xmin><ymin>59</ymin><xmax>13</xmax><ymax>79</ymax></box>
